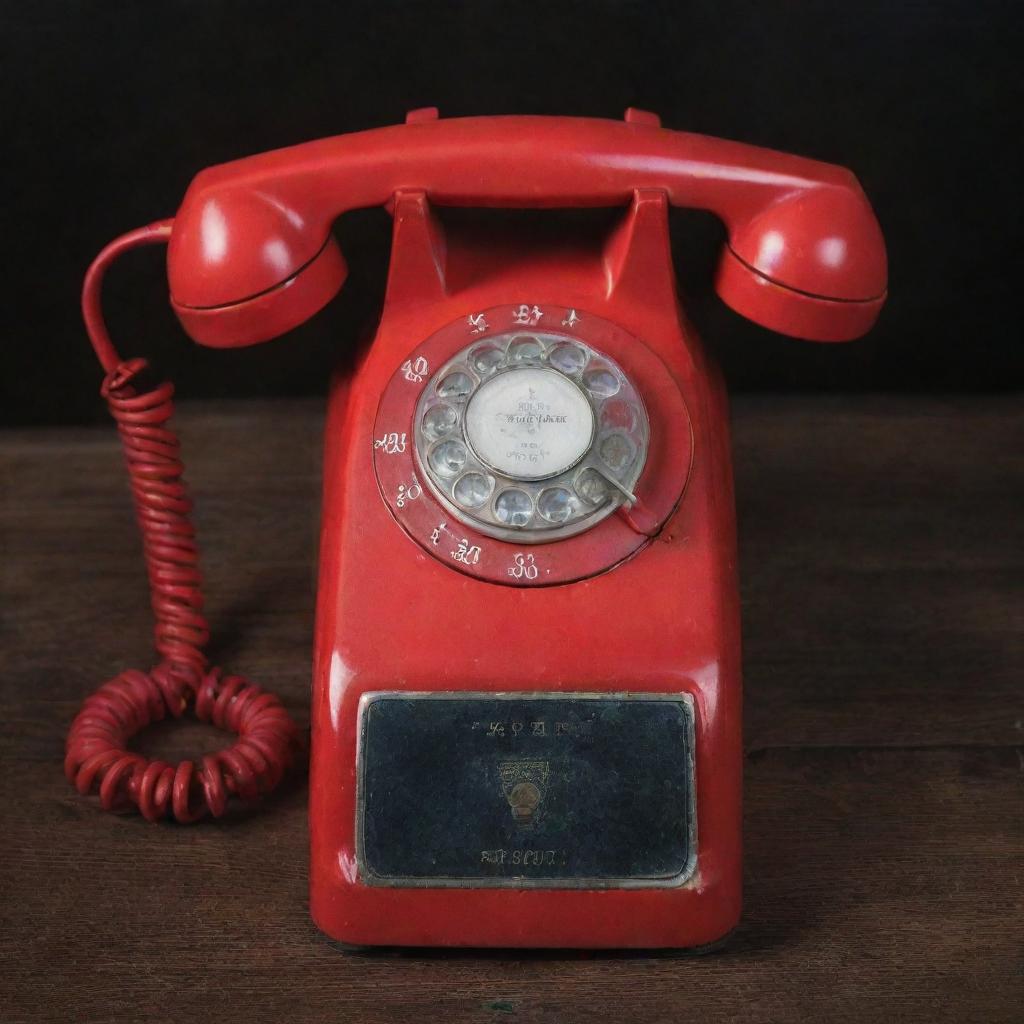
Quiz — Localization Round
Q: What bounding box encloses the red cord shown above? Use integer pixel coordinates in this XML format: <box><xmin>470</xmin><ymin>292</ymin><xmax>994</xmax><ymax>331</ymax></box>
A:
<box><xmin>64</xmin><ymin>221</ymin><xmax>300</xmax><ymax>822</ymax></box>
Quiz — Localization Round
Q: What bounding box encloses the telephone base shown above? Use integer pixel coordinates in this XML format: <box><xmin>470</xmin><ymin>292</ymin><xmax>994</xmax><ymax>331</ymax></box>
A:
<box><xmin>308</xmin><ymin>191</ymin><xmax>742</xmax><ymax>949</ymax></box>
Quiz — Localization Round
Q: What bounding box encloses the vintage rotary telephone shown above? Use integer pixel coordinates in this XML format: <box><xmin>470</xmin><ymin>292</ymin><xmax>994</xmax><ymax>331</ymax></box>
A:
<box><xmin>67</xmin><ymin>110</ymin><xmax>886</xmax><ymax>948</ymax></box>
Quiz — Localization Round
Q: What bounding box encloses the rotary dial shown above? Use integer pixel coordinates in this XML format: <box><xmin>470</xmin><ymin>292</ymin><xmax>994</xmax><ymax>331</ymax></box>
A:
<box><xmin>414</xmin><ymin>332</ymin><xmax>649</xmax><ymax>543</ymax></box>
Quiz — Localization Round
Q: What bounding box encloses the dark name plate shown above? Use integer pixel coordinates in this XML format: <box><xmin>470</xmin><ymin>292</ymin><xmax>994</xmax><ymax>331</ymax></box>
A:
<box><xmin>356</xmin><ymin>692</ymin><xmax>695</xmax><ymax>888</ymax></box>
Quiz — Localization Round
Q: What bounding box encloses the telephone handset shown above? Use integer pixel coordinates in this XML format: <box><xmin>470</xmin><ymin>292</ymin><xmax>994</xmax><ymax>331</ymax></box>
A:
<box><xmin>68</xmin><ymin>110</ymin><xmax>886</xmax><ymax>948</ymax></box>
<box><xmin>164</xmin><ymin>112</ymin><xmax>884</xmax><ymax>346</ymax></box>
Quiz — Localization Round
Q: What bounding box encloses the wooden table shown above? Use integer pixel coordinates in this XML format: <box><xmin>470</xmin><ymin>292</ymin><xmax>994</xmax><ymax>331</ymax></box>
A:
<box><xmin>2</xmin><ymin>396</ymin><xmax>1020</xmax><ymax>1023</ymax></box>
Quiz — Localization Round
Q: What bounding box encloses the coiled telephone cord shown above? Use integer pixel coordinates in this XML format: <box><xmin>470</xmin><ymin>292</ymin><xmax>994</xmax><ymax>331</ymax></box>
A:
<box><xmin>64</xmin><ymin>221</ymin><xmax>300</xmax><ymax>822</ymax></box>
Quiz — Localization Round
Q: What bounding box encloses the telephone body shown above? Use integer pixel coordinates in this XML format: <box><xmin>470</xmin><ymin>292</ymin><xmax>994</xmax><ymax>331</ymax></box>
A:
<box><xmin>68</xmin><ymin>111</ymin><xmax>886</xmax><ymax>950</ymax></box>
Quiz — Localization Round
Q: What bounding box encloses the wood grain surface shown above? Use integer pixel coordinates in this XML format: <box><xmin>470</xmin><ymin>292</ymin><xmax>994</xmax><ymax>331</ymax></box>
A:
<box><xmin>1</xmin><ymin>395</ymin><xmax>1020</xmax><ymax>1024</ymax></box>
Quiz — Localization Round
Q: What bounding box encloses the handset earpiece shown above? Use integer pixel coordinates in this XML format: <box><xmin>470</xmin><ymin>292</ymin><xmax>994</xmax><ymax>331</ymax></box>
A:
<box><xmin>714</xmin><ymin>181</ymin><xmax>887</xmax><ymax>342</ymax></box>
<box><xmin>167</xmin><ymin>188</ymin><xmax>347</xmax><ymax>348</ymax></box>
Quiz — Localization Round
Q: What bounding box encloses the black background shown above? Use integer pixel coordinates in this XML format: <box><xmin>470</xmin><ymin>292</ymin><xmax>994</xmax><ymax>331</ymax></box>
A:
<box><xmin>2</xmin><ymin>0</ymin><xmax>1020</xmax><ymax>425</ymax></box>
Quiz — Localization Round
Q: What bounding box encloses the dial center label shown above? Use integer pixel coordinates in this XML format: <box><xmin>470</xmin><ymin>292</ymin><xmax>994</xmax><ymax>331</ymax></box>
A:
<box><xmin>465</xmin><ymin>367</ymin><xmax>595</xmax><ymax>481</ymax></box>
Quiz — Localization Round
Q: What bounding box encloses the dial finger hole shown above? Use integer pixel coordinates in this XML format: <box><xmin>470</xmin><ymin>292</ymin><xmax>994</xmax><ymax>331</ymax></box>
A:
<box><xmin>494</xmin><ymin>488</ymin><xmax>534</xmax><ymax>527</ymax></box>
<box><xmin>575</xmin><ymin>467</ymin><xmax>610</xmax><ymax>505</ymax></box>
<box><xmin>599</xmin><ymin>433</ymin><xmax>636</xmax><ymax>472</ymax></box>
<box><xmin>471</xmin><ymin>345</ymin><xmax>504</xmax><ymax>376</ymax></box>
<box><xmin>422</xmin><ymin>403</ymin><xmax>458</xmax><ymax>439</ymax></box>
<box><xmin>600</xmin><ymin>398</ymin><xmax>638</xmax><ymax>433</ymax></box>
<box><xmin>453</xmin><ymin>472</ymin><xmax>492</xmax><ymax>509</ymax></box>
<box><xmin>549</xmin><ymin>343</ymin><xmax>587</xmax><ymax>375</ymax></box>
<box><xmin>537</xmin><ymin>487</ymin><xmax>574</xmax><ymax>524</ymax></box>
<box><xmin>507</xmin><ymin>336</ymin><xmax>545</xmax><ymax>363</ymax></box>
<box><xmin>582</xmin><ymin>367</ymin><xmax>620</xmax><ymax>398</ymax></box>
<box><xmin>429</xmin><ymin>439</ymin><xmax>468</xmax><ymax>477</ymax></box>
<box><xmin>437</xmin><ymin>371</ymin><xmax>474</xmax><ymax>400</ymax></box>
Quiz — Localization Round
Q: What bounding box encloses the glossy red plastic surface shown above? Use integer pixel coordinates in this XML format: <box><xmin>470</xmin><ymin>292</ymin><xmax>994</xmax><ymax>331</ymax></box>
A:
<box><xmin>308</xmin><ymin>191</ymin><xmax>744</xmax><ymax>948</ymax></box>
<box><xmin>166</xmin><ymin>114</ymin><xmax>886</xmax><ymax>347</ymax></box>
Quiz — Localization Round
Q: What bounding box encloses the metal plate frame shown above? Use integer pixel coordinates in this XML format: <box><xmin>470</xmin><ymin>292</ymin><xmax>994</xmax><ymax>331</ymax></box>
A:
<box><xmin>354</xmin><ymin>691</ymin><xmax>698</xmax><ymax>889</ymax></box>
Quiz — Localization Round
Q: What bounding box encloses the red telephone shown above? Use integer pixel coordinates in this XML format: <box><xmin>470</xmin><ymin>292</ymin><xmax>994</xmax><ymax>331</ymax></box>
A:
<box><xmin>67</xmin><ymin>110</ymin><xmax>886</xmax><ymax>949</ymax></box>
